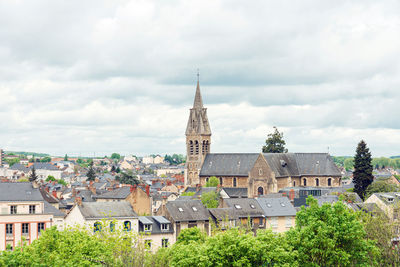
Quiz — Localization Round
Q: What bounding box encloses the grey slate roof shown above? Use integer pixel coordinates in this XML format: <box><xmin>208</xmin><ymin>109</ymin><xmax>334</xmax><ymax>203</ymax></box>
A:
<box><xmin>221</xmin><ymin>187</ymin><xmax>248</xmax><ymax>198</ymax></box>
<box><xmin>44</xmin><ymin>201</ymin><xmax>65</xmax><ymax>217</ymax></box>
<box><xmin>223</xmin><ymin>198</ymin><xmax>264</xmax><ymax>218</ymax></box>
<box><xmin>138</xmin><ymin>216</ymin><xmax>174</xmax><ymax>234</ymax></box>
<box><xmin>166</xmin><ymin>200</ymin><xmax>209</xmax><ymax>222</ymax></box>
<box><xmin>256</xmin><ymin>197</ymin><xmax>297</xmax><ymax>217</ymax></box>
<box><xmin>208</xmin><ymin>208</ymin><xmax>238</xmax><ymax>221</ymax></box>
<box><xmin>9</xmin><ymin>163</ymin><xmax>30</xmax><ymax>172</ymax></box>
<box><xmin>30</xmin><ymin>162</ymin><xmax>59</xmax><ymax>171</ymax></box>
<box><xmin>0</xmin><ymin>182</ymin><xmax>43</xmax><ymax>201</ymax></box>
<box><xmin>264</xmin><ymin>153</ymin><xmax>341</xmax><ymax>177</ymax></box>
<box><xmin>200</xmin><ymin>153</ymin><xmax>260</xmax><ymax>177</ymax></box>
<box><xmin>93</xmin><ymin>186</ymin><xmax>131</xmax><ymax>199</ymax></box>
<box><xmin>78</xmin><ymin>202</ymin><xmax>138</xmax><ymax>219</ymax></box>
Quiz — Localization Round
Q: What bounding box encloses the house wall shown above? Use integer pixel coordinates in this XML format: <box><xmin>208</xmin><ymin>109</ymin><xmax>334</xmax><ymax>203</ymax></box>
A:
<box><xmin>248</xmin><ymin>155</ymin><xmax>277</xmax><ymax>197</ymax></box>
<box><xmin>141</xmin><ymin>232</ymin><xmax>175</xmax><ymax>252</ymax></box>
<box><xmin>365</xmin><ymin>194</ymin><xmax>393</xmax><ymax>219</ymax></box>
<box><xmin>238</xmin><ymin>217</ymin><xmax>265</xmax><ymax>230</ymax></box>
<box><xmin>127</xmin><ymin>188</ymin><xmax>151</xmax><ymax>215</ymax></box>
<box><xmin>174</xmin><ymin>221</ymin><xmax>210</xmax><ymax>238</ymax></box>
<box><xmin>265</xmin><ymin>216</ymin><xmax>295</xmax><ymax>233</ymax></box>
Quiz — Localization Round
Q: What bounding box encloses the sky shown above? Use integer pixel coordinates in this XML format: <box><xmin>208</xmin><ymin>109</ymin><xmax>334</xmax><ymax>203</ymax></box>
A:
<box><xmin>0</xmin><ymin>0</ymin><xmax>399</xmax><ymax>157</ymax></box>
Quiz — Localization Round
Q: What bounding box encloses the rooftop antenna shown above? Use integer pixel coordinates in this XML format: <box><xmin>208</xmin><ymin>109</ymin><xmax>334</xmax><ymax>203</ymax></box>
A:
<box><xmin>197</xmin><ymin>68</ymin><xmax>200</xmax><ymax>83</ymax></box>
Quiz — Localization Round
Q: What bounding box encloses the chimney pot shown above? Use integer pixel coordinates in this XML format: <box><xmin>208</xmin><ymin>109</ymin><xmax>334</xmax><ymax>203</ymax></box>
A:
<box><xmin>52</xmin><ymin>190</ymin><xmax>58</xmax><ymax>199</ymax></box>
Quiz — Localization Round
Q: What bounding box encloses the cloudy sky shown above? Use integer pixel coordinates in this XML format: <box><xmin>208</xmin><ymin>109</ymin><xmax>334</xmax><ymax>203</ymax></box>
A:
<box><xmin>0</xmin><ymin>0</ymin><xmax>399</xmax><ymax>157</ymax></box>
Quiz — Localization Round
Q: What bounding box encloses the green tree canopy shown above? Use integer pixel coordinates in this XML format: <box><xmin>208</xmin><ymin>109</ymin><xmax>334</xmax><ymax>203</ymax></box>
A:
<box><xmin>205</xmin><ymin>176</ymin><xmax>219</xmax><ymax>187</ymax></box>
<box><xmin>286</xmin><ymin>196</ymin><xmax>379</xmax><ymax>266</ymax></box>
<box><xmin>111</xmin><ymin>153</ymin><xmax>121</xmax><ymax>160</ymax></box>
<box><xmin>86</xmin><ymin>161</ymin><xmax>96</xmax><ymax>181</ymax></box>
<box><xmin>365</xmin><ymin>180</ymin><xmax>400</xmax><ymax>199</ymax></box>
<box><xmin>353</xmin><ymin>140</ymin><xmax>374</xmax><ymax>200</ymax></box>
<box><xmin>262</xmin><ymin>126</ymin><xmax>288</xmax><ymax>153</ymax></box>
<box><xmin>117</xmin><ymin>170</ymin><xmax>140</xmax><ymax>185</ymax></box>
<box><xmin>201</xmin><ymin>191</ymin><xmax>219</xmax><ymax>208</ymax></box>
<box><xmin>64</xmin><ymin>154</ymin><xmax>68</xmax><ymax>161</ymax></box>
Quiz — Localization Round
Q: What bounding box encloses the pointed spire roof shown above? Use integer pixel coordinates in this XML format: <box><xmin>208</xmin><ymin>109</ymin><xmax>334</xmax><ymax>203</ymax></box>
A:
<box><xmin>193</xmin><ymin>80</ymin><xmax>203</xmax><ymax>109</ymax></box>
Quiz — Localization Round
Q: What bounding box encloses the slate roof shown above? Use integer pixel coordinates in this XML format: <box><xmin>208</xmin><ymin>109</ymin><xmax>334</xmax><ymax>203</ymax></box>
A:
<box><xmin>166</xmin><ymin>200</ymin><xmax>209</xmax><ymax>222</ymax></box>
<box><xmin>263</xmin><ymin>153</ymin><xmax>341</xmax><ymax>177</ymax></box>
<box><xmin>193</xmin><ymin>187</ymin><xmax>217</xmax><ymax>197</ymax></box>
<box><xmin>223</xmin><ymin>198</ymin><xmax>264</xmax><ymax>218</ymax></box>
<box><xmin>9</xmin><ymin>163</ymin><xmax>30</xmax><ymax>172</ymax></box>
<box><xmin>30</xmin><ymin>163</ymin><xmax>59</xmax><ymax>171</ymax></box>
<box><xmin>208</xmin><ymin>208</ymin><xmax>238</xmax><ymax>221</ymax></box>
<box><xmin>39</xmin><ymin>187</ymin><xmax>59</xmax><ymax>203</ymax></box>
<box><xmin>372</xmin><ymin>192</ymin><xmax>400</xmax><ymax>205</ymax></box>
<box><xmin>93</xmin><ymin>186</ymin><xmax>131</xmax><ymax>199</ymax></box>
<box><xmin>221</xmin><ymin>187</ymin><xmax>248</xmax><ymax>198</ymax></box>
<box><xmin>44</xmin><ymin>201</ymin><xmax>65</xmax><ymax>217</ymax></box>
<box><xmin>256</xmin><ymin>197</ymin><xmax>297</xmax><ymax>217</ymax></box>
<box><xmin>78</xmin><ymin>202</ymin><xmax>138</xmax><ymax>219</ymax></box>
<box><xmin>200</xmin><ymin>153</ymin><xmax>260</xmax><ymax>176</ymax></box>
<box><xmin>138</xmin><ymin>216</ymin><xmax>174</xmax><ymax>234</ymax></box>
<box><xmin>0</xmin><ymin>182</ymin><xmax>43</xmax><ymax>201</ymax></box>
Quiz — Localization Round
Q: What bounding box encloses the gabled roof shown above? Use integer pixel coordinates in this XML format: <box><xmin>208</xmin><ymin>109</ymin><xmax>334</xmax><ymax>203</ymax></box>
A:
<box><xmin>223</xmin><ymin>198</ymin><xmax>264</xmax><ymax>218</ymax></box>
<box><xmin>92</xmin><ymin>186</ymin><xmax>131</xmax><ymax>199</ymax></box>
<box><xmin>9</xmin><ymin>163</ymin><xmax>30</xmax><ymax>172</ymax></box>
<box><xmin>200</xmin><ymin>153</ymin><xmax>260</xmax><ymax>177</ymax></box>
<box><xmin>44</xmin><ymin>201</ymin><xmax>65</xmax><ymax>217</ymax></box>
<box><xmin>0</xmin><ymin>182</ymin><xmax>43</xmax><ymax>201</ymax></box>
<box><xmin>166</xmin><ymin>199</ymin><xmax>209</xmax><ymax>222</ymax></box>
<box><xmin>31</xmin><ymin>162</ymin><xmax>59</xmax><ymax>171</ymax></box>
<box><xmin>256</xmin><ymin>197</ymin><xmax>296</xmax><ymax>217</ymax></box>
<box><xmin>208</xmin><ymin>207</ymin><xmax>238</xmax><ymax>221</ymax></box>
<box><xmin>220</xmin><ymin>187</ymin><xmax>248</xmax><ymax>198</ymax></box>
<box><xmin>78</xmin><ymin>202</ymin><xmax>138</xmax><ymax>219</ymax></box>
<box><xmin>39</xmin><ymin>187</ymin><xmax>59</xmax><ymax>203</ymax></box>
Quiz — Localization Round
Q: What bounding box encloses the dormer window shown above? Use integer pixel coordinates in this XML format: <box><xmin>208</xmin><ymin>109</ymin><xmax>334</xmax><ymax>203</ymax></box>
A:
<box><xmin>161</xmin><ymin>224</ymin><xmax>169</xmax><ymax>231</ymax></box>
<box><xmin>250</xmin><ymin>204</ymin><xmax>255</xmax><ymax>209</ymax></box>
<box><xmin>144</xmin><ymin>224</ymin><xmax>152</xmax><ymax>231</ymax></box>
<box><xmin>388</xmin><ymin>198</ymin><xmax>394</xmax><ymax>202</ymax></box>
<box><xmin>178</xmin><ymin>207</ymin><xmax>184</xmax><ymax>212</ymax></box>
<box><xmin>192</xmin><ymin>207</ymin><xmax>198</xmax><ymax>212</ymax></box>
<box><xmin>234</xmin><ymin>204</ymin><xmax>242</xmax><ymax>209</ymax></box>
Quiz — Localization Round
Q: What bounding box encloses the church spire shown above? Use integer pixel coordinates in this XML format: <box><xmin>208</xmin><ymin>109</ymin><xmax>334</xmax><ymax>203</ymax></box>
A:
<box><xmin>193</xmin><ymin>70</ymin><xmax>203</xmax><ymax>109</ymax></box>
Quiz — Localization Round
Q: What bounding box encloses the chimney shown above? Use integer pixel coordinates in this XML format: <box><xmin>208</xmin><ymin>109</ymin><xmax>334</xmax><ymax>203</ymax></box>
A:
<box><xmin>130</xmin><ymin>184</ymin><xmax>137</xmax><ymax>193</ymax></box>
<box><xmin>52</xmin><ymin>190</ymin><xmax>58</xmax><ymax>199</ymax></box>
<box><xmin>89</xmin><ymin>180</ymin><xmax>94</xmax><ymax>186</ymax></box>
<box><xmin>89</xmin><ymin>185</ymin><xmax>96</xmax><ymax>195</ymax></box>
<box><xmin>289</xmin><ymin>189</ymin><xmax>295</xmax><ymax>201</ymax></box>
<box><xmin>166</xmin><ymin>180</ymin><xmax>172</xmax><ymax>186</ymax></box>
<box><xmin>75</xmin><ymin>196</ymin><xmax>82</xmax><ymax>206</ymax></box>
<box><xmin>45</xmin><ymin>187</ymin><xmax>50</xmax><ymax>193</ymax></box>
<box><xmin>196</xmin><ymin>183</ymin><xmax>201</xmax><ymax>192</ymax></box>
<box><xmin>146</xmin><ymin>185</ymin><xmax>150</xmax><ymax>197</ymax></box>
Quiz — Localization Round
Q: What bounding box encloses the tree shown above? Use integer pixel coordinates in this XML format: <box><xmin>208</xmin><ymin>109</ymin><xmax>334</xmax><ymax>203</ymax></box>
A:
<box><xmin>262</xmin><ymin>126</ymin><xmax>288</xmax><ymax>153</ymax></box>
<box><xmin>201</xmin><ymin>191</ymin><xmax>219</xmax><ymax>208</ymax></box>
<box><xmin>343</xmin><ymin>157</ymin><xmax>354</xmax><ymax>171</ymax></box>
<box><xmin>40</xmin><ymin>156</ymin><xmax>51</xmax><ymax>162</ymax></box>
<box><xmin>64</xmin><ymin>154</ymin><xmax>68</xmax><ymax>161</ymax></box>
<box><xmin>353</xmin><ymin>140</ymin><xmax>374</xmax><ymax>200</ymax></box>
<box><xmin>29</xmin><ymin>165</ymin><xmax>38</xmax><ymax>182</ymax></box>
<box><xmin>46</xmin><ymin>175</ymin><xmax>56</xmax><ymax>182</ymax></box>
<box><xmin>365</xmin><ymin>180</ymin><xmax>400</xmax><ymax>199</ymax></box>
<box><xmin>286</xmin><ymin>196</ymin><xmax>379</xmax><ymax>266</ymax></box>
<box><xmin>86</xmin><ymin>161</ymin><xmax>96</xmax><ymax>181</ymax></box>
<box><xmin>117</xmin><ymin>170</ymin><xmax>140</xmax><ymax>185</ymax></box>
<box><xmin>205</xmin><ymin>176</ymin><xmax>219</xmax><ymax>187</ymax></box>
<box><xmin>111</xmin><ymin>153</ymin><xmax>121</xmax><ymax>160</ymax></box>
<box><xmin>176</xmin><ymin>227</ymin><xmax>207</xmax><ymax>245</ymax></box>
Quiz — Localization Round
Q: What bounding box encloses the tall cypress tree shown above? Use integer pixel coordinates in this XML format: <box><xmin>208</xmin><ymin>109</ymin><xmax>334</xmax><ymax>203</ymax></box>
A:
<box><xmin>29</xmin><ymin>165</ymin><xmax>38</xmax><ymax>182</ymax></box>
<box><xmin>353</xmin><ymin>140</ymin><xmax>373</xmax><ymax>200</ymax></box>
<box><xmin>86</xmin><ymin>161</ymin><xmax>96</xmax><ymax>181</ymax></box>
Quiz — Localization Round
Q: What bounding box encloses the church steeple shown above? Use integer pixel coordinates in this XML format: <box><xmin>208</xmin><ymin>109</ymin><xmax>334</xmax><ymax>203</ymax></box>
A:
<box><xmin>185</xmin><ymin>77</ymin><xmax>212</xmax><ymax>186</ymax></box>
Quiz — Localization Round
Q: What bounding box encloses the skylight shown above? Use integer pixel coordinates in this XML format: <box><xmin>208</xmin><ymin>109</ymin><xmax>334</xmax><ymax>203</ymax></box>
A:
<box><xmin>192</xmin><ymin>207</ymin><xmax>198</xmax><ymax>211</ymax></box>
<box><xmin>234</xmin><ymin>204</ymin><xmax>242</xmax><ymax>209</ymax></box>
<box><xmin>267</xmin><ymin>203</ymin><xmax>272</xmax><ymax>208</ymax></box>
<box><xmin>250</xmin><ymin>204</ymin><xmax>255</xmax><ymax>209</ymax></box>
<box><xmin>280</xmin><ymin>203</ymin><xmax>286</xmax><ymax>207</ymax></box>
<box><xmin>178</xmin><ymin>207</ymin><xmax>184</xmax><ymax>212</ymax></box>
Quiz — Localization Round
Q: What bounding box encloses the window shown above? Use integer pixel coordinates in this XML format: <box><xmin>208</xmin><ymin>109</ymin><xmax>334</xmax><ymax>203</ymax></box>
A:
<box><xmin>293</xmin><ymin>181</ymin><xmax>296</xmax><ymax>187</ymax></box>
<box><xmin>110</xmin><ymin>222</ymin><xmax>115</xmax><ymax>232</ymax></box>
<box><xmin>195</xmin><ymin>140</ymin><xmax>199</xmax><ymax>155</ymax></box>
<box><xmin>6</xmin><ymin>224</ymin><xmax>13</xmax><ymax>235</ymax></box>
<box><xmin>286</xmin><ymin>217</ymin><xmax>292</xmax><ymax>228</ymax></box>
<box><xmin>178</xmin><ymin>207</ymin><xmax>184</xmax><ymax>212</ymax></box>
<box><xmin>188</xmin><ymin>221</ymin><xmax>197</xmax><ymax>228</ymax></box>
<box><xmin>22</xmin><ymin>223</ymin><xmax>29</xmax><ymax>235</ymax></box>
<box><xmin>124</xmin><ymin>221</ymin><xmax>131</xmax><ymax>231</ymax></box>
<box><xmin>162</xmin><ymin>238</ymin><xmax>169</xmax><ymax>248</ymax></box>
<box><xmin>250</xmin><ymin>218</ymin><xmax>254</xmax><ymax>227</ymax></box>
<box><xmin>29</xmin><ymin>205</ymin><xmax>36</xmax><ymax>214</ymax></box>
<box><xmin>94</xmin><ymin>222</ymin><xmax>101</xmax><ymax>233</ymax></box>
<box><xmin>192</xmin><ymin>207</ymin><xmax>198</xmax><ymax>212</ymax></box>
<box><xmin>38</xmin><ymin>222</ymin><xmax>45</xmax><ymax>234</ymax></box>
<box><xmin>219</xmin><ymin>177</ymin><xmax>223</xmax><ymax>186</ymax></box>
<box><xmin>234</xmin><ymin>204</ymin><xmax>242</xmax><ymax>209</ymax></box>
<box><xmin>250</xmin><ymin>204</ymin><xmax>255</xmax><ymax>209</ymax></box>
<box><xmin>303</xmin><ymin>178</ymin><xmax>307</xmax><ymax>186</ymax></box>
<box><xmin>315</xmin><ymin>178</ymin><xmax>319</xmax><ymax>186</ymax></box>
<box><xmin>161</xmin><ymin>224</ymin><xmax>169</xmax><ymax>231</ymax></box>
<box><xmin>259</xmin><ymin>218</ymin><xmax>264</xmax><ymax>226</ymax></box>
<box><xmin>10</xmin><ymin>205</ymin><xmax>17</xmax><ymax>214</ymax></box>
<box><xmin>233</xmin><ymin>177</ymin><xmax>237</xmax><ymax>187</ymax></box>
<box><xmin>144</xmin><ymin>224</ymin><xmax>152</xmax><ymax>231</ymax></box>
<box><xmin>257</xmin><ymin>187</ymin><xmax>264</xmax><ymax>196</ymax></box>
<box><xmin>189</xmin><ymin>141</ymin><xmax>194</xmax><ymax>155</ymax></box>
<box><xmin>145</xmin><ymin>240</ymin><xmax>152</xmax><ymax>249</ymax></box>
<box><xmin>328</xmin><ymin>178</ymin><xmax>332</xmax><ymax>186</ymax></box>
<box><xmin>259</xmin><ymin>169</ymin><xmax>263</xmax><ymax>175</ymax></box>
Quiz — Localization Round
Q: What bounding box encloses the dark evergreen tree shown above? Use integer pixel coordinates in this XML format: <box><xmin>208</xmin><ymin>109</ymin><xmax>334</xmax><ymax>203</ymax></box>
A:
<box><xmin>86</xmin><ymin>161</ymin><xmax>96</xmax><ymax>181</ymax></box>
<box><xmin>353</xmin><ymin>140</ymin><xmax>373</xmax><ymax>200</ymax></box>
<box><xmin>262</xmin><ymin>126</ymin><xmax>288</xmax><ymax>153</ymax></box>
<box><xmin>64</xmin><ymin>154</ymin><xmax>68</xmax><ymax>161</ymax></box>
<box><xmin>116</xmin><ymin>170</ymin><xmax>140</xmax><ymax>185</ymax></box>
<box><xmin>29</xmin><ymin>165</ymin><xmax>38</xmax><ymax>182</ymax></box>
<box><xmin>111</xmin><ymin>165</ymin><xmax>116</xmax><ymax>172</ymax></box>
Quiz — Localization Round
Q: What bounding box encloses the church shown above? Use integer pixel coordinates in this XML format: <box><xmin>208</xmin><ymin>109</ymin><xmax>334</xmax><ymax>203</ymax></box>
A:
<box><xmin>184</xmin><ymin>81</ymin><xmax>342</xmax><ymax>198</ymax></box>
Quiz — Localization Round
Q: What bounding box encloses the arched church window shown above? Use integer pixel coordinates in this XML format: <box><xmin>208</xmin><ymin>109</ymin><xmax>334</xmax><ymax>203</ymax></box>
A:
<box><xmin>195</xmin><ymin>141</ymin><xmax>199</xmax><ymax>155</ymax></box>
<box><xmin>189</xmin><ymin>141</ymin><xmax>194</xmax><ymax>155</ymax></box>
<box><xmin>328</xmin><ymin>178</ymin><xmax>332</xmax><ymax>186</ymax></box>
<box><xmin>258</xmin><ymin>187</ymin><xmax>264</xmax><ymax>196</ymax></box>
<box><xmin>202</xmin><ymin>140</ymin><xmax>206</xmax><ymax>154</ymax></box>
<box><xmin>219</xmin><ymin>177</ymin><xmax>223</xmax><ymax>186</ymax></box>
<box><xmin>293</xmin><ymin>181</ymin><xmax>296</xmax><ymax>187</ymax></box>
<box><xmin>233</xmin><ymin>177</ymin><xmax>237</xmax><ymax>187</ymax></box>
<box><xmin>316</xmin><ymin>178</ymin><xmax>319</xmax><ymax>186</ymax></box>
<box><xmin>303</xmin><ymin>178</ymin><xmax>307</xmax><ymax>186</ymax></box>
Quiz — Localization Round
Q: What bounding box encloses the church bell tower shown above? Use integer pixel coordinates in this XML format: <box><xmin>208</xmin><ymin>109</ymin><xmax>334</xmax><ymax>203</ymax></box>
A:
<box><xmin>185</xmin><ymin>77</ymin><xmax>211</xmax><ymax>186</ymax></box>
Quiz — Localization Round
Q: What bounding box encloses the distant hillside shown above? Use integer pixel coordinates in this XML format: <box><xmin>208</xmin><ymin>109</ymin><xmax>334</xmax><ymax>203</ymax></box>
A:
<box><xmin>5</xmin><ymin>151</ymin><xmax>50</xmax><ymax>157</ymax></box>
<box><xmin>391</xmin><ymin>156</ymin><xmax>400</xmax><ymax>159</ymax></box>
